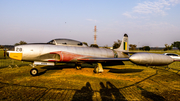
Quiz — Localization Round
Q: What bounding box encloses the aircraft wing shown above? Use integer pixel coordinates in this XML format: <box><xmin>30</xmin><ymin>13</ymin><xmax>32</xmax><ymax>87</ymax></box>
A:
<box><xmin>123</xmin><ymin>51</ymin><xmax>137</xmax><ymax>54</ymax></box>
<box><xmin>122</xmin><ymin>51</ymin><xmax>145</xmax><ymax>56</ymax></box>
<box><xmin>77</xmin><ymin>57</ymin><xmax>129</xmax><ymax>62</ymax></box>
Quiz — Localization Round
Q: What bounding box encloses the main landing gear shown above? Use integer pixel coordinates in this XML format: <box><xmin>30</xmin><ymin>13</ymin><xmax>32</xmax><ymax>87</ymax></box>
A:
<box><xmin>75</xmin><ymin>64</ymin><xmax>82</xmax><ymax>70</ymax></box>
<box><xmin>93</xmin><ymin>63</ymin><xmax>104</xmax><ymax>73</ymax></box>
<box><xmin>75</xmin><ymin>63</ymin><xmax>104</xmax><ymax>73</ymax></box>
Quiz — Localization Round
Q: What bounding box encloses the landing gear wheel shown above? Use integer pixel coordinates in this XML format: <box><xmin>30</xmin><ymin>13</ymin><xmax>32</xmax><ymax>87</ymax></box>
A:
<box><xmin>76</xmin><ymin>66</ymin><xmax>81</xmax><ymax>70</ymax></box>
<box><xmin>30</xmin><ymin>68</ymin><xmax>38</xmax><ymax>76</ymax></box>
<box><xmin>93</xmin><ymin>66</ymin><xmax>98</xmax><ymax>73</ymax></box>
<box><xmin>93</xmin><ymin>63</ymin><xmax>103</xmax><ymax>73</ymax></box>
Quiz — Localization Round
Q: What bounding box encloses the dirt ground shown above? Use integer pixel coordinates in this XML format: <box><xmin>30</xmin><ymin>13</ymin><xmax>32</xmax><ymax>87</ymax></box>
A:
<box><xmin>0</xmin><ymin>64</ymin><xmax>180</xmax><ymax>101</ymax></box>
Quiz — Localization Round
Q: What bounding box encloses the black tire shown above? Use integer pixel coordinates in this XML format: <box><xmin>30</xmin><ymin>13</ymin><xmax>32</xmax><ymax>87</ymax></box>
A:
<box><xmin>30</xmin><ymin>68</ymin><xmax>38</xmax><ymax>76</ymax></box>
<box><xmin>93</xmin><ymin>66</ymin><xmax>98</xmax><ymax>73</ymax></box>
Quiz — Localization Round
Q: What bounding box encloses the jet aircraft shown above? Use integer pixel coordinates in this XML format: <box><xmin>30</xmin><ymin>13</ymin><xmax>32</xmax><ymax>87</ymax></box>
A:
<box><xmin>7</xmin><ymin>34</ymin><xmax>174</xmax><ymax>76</ymax></box>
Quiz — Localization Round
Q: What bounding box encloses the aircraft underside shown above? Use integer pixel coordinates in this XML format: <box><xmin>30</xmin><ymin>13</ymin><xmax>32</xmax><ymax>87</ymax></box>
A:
<box><xmin>30</xmin><ymin>61</ymin><xmax>105</xmax><ymax>76</ymax></box>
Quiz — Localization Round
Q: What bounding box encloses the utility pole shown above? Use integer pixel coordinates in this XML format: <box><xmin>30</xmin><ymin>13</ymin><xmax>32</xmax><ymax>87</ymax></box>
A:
<box><xmin>94</xmin><ymin>25</ymin><xmax>97</xmax><ymax>44</ymax></box>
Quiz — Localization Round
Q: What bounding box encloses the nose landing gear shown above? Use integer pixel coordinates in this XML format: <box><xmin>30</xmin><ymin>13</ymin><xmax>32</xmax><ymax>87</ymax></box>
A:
<box><xmin>30</xmin><ymin>68</ymin><xmax>38</xmax><ymax>76</ymax></box>
<box><xmin>29</xmin><ymin>64</ymin><xmax>38</xmax><ymax>76</ymax></box>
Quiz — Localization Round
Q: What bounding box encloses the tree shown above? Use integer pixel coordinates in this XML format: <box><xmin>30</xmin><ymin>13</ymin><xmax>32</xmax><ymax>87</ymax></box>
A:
<box><xmin>129</xmin><ymin>44</ymin><xmax>137</xmax><ymax>50</ymax></box>
<box><xmin>172</xmin><ymin>41</ymin><xmax>180</xmax><ymax>51</ymax></box>
<box><xmin>142</xmin><ymin>46</ymin><xmax>150</xmax><ymax>51</ymax></box>
<box><xmin>0</xmin><ymin>45</ymin><xmax>4</xmax><ymax>49</ymax></box>
<box><xmin>102</xmin><ymin>45</ymin><xmax>110</xmax><ymax>49</ymax></box>
<box><xmin>15</xmin><ymin>41</ymin><xmax>27</xmax><ymax>46</ymax></box>
<box><xmin>113</xmin><ymin>40</ymin><xmax>121</xmax><ymax>49</ymax></box>
<box><xmin>164</xmin><ymin>44</ymin><xmax>173</xmax><ymax>51</ymax></box>
<box><xmin>82</xmin><ymin>42</ymin><xmax>88</xmax><ymax>46</ymax></box>
<box><xmin>139</xmin><ymin>47</ymin><xmax>143</xmax><ymax>50</ymax></box>
<box><xmin>90</xmin><ymin>44</ymin><xmax>99</xmax><ymax>48</ymax></box>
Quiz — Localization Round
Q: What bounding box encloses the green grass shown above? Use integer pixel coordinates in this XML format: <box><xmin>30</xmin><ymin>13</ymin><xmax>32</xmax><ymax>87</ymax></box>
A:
<box><xmin>0</xmin><ymin>50</ymin><xmax>5</xmax><ymax>58</ymax></box>
<box><xmin>0</xmin><ymin>50</ymin><xmax>31</xmax><ymax>68</ymax></box>
<box><xmin>0</xmin><ymin>50</ymin><xmax>180</xmax><ymax>100</ymax></box>
<box><xmin>0</xmin><ymin>63</ymin><xmax>180</xmax><ymax>100</ymax></box>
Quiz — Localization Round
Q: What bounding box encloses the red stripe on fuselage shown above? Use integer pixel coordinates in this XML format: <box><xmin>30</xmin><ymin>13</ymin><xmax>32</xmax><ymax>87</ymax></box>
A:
<box><xmin>50</xmin><ymin>51</ymin><xmax>87</xmax><ymax>62</ymax></box>
<box><xmin>48</xmin><ymin>60</ymin><xmax>57</xmax><ymax>62</ymax></box>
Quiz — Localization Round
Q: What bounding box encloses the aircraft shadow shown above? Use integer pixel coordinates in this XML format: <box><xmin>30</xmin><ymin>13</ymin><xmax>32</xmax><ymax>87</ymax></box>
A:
<box><xmin>37</xmin><ymin>66</ymin><xmax>65</xmax><ymax>76</ymax></box>
<box><xmin>102</xmin><ymin>61</ymin><xmax>125</xmax><ymax>66</ymax></box>
<box><xmin>108</xmin><ymin>69</ymin><xmax>144</xmax><ymax>73</ymax></box>
<box><xmin>37</xmin><ymin>70</ymin><xmax>48</xmax><ymax>76</ymax></box>
<box><xmin>38</xmin><ymin>63</ymin><xmax>144</xmax><ymax>76</ymax></box>
<box><xmin>40</xmin><ymin>66</ymin><xmax>65</xmax><ymax>70</ymax></box>
<box><xmin>38</xmin><ymin>64</ymin><xmax>94</xmax><ymax>76</ymax></box>
<box><xmin>80</xmin><ymin>62</ymin><xmax>126</xmax><ymax>69</ymax></box>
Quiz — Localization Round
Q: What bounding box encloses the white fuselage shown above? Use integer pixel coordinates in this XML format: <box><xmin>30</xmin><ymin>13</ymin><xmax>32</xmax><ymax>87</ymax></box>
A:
<box><xmin>14</xmin><ymin>44</ymin><xmax>128</xmax><ymax>62</ymax></box>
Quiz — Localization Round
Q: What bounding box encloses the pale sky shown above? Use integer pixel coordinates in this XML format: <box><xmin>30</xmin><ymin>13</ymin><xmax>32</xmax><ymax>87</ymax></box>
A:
<box><xmin>0</xmin><ymin>0</ymin><xmax>180</xmax><ymax>47</ymax></box>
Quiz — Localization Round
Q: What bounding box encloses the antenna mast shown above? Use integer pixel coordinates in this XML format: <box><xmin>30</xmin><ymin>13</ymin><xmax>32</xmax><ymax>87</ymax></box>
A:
<box><xmin>94</xmin><ymin>25</ymin><xmax>97</xmax><ymax>44</ymax></box>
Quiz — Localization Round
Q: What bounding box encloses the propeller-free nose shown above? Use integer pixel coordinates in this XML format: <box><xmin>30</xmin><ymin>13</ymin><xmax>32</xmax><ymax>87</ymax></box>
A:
<box><xmin>7</xmin><ymin>51</ymin><xmax>22</xmax><ymax>61</ymax></box>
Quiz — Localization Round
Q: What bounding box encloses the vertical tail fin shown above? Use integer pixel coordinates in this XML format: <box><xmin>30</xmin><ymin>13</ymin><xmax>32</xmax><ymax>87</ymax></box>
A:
<box><xmin>116</xmin><ymin>34</ymin><xmax>129</xmax><ymax>51</ymax></box>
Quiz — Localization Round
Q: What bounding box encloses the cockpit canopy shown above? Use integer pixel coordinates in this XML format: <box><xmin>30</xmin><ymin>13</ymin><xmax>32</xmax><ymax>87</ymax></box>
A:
<box><xmin>47</xmin><ymin>39</ymin><xmax>84</xmax><ymax>46</ymax></box>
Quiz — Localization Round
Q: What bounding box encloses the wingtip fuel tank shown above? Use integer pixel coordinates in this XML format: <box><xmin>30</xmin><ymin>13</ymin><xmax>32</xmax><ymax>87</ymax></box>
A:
<box><xmin>129</xmin><ymin>53</ymin><xmax>174</xmax><ymax>66</ymax></box>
